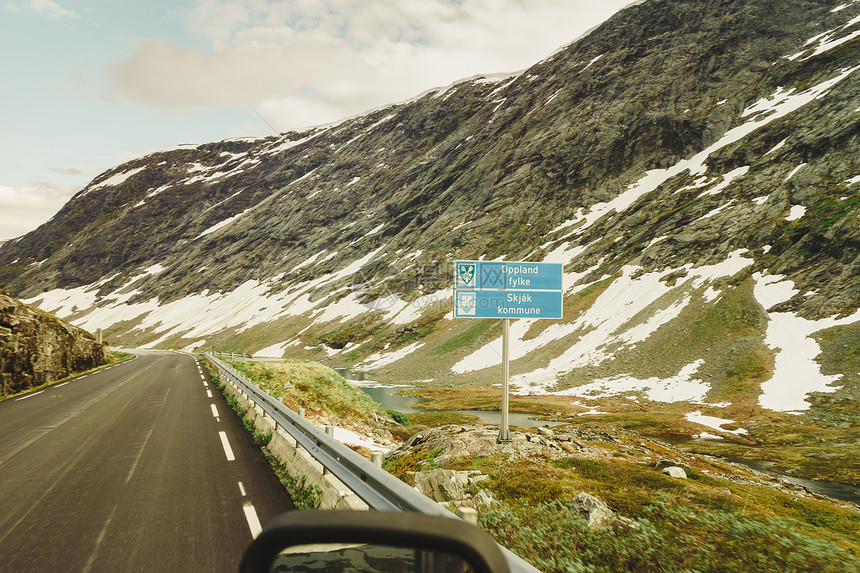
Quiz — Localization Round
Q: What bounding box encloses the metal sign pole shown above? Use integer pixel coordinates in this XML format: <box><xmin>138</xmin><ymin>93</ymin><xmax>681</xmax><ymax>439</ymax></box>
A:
<box><xmin>498</xmin><ymin>318</ymin><xmax>512</xmax><ymax>443</ymax></box>
<box><xmin>454</xmin><ymin>260</ymin><xmax>561</xmax><ymax>444</ymax></box>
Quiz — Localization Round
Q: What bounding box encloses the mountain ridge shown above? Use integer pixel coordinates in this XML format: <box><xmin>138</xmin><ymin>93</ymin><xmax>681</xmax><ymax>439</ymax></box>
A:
<box><xmin>0</xmin><ymin>0</ymin><xmax>857</xmax><ymax>461</ymax></box>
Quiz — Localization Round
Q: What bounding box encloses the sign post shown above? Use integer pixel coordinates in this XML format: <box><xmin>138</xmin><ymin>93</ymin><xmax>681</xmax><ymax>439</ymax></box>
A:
<box><xmin>500</xmin><ymin>318</ymin><xmax>511</xmax><ymax>442</ymax></box>
<box><xmin>453</xmin><ymin>261</ymin><xmax>562</xmax><ymax>443</ymax></box>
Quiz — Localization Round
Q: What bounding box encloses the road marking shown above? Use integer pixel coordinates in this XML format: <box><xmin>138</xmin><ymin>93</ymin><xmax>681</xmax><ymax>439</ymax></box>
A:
<box><xmin>203</xmin><ymin>381</ymin><xmax>208</xmax><ymax>388</ymax></box>
<box><xmin>206</xmin><ymin>390</ymin><xmax>213</xmax><ymax>398</ymax></box>
<box><xmin>79</xmin><ymin>375</ymin><xmax>88</xmax><ymax>379</ymax></box>
<box><xmin>82</xmin><ymin>504</ymin><xmax>118</xmax><ymax>573</ymax></box>
<box><xmin>238</xmin><ymin>481</ymin><xmax>246</xmax><ymax>496</ymax></box>
<box><xmin>219</xmin><ymin>431</ymin><xmax>235</xmax><ymax>461</ymax></box>
<box><xmin>16</xmin><ymin>391</ymin><xmax>44</xmax><ymax>401</ymax></box>
<box><xmin>210</xmin><ymin>404</ymin><xmax>219</xmax><ymax>419</ymax></box>
<box><xmin>243</xmin><ymin>502</ymin><xmax>263</xmax><ymax>538</ymax></box>
<box><xmin>126</xmin><ymin>426</ymin><xmax>156</xmax><ymax>484</ymax></box>
<box><xmin>56</xmin><ymin>382</ymin><xmax>69</xmax><ymax>388</ymax></box>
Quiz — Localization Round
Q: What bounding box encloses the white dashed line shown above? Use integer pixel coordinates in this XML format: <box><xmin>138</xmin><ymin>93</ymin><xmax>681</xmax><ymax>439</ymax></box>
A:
<box><xmin>243</xmin><ymin>502</ymin><xmax>262</xmax><ymax>538</ymax></box>
<box><xmin>16</xmin><ymin>391</ymin><xmax>44</xmax><ymax>401</ymax></box>
<box><xmin>56</xmin><ymin>382</ymin><xmax>69</xmax><ymax>388</ymax></box>
<box><xmin>206</xmin><ymin>390</ymin><xmax>213</xmax><ymax>398</ymax></box>
<box><xmin>238</xmin><ymin>482</ymin><xmax>246</xmax><ymax>496</ymax></box>
<box><xmin>219</xmin><ymin>432</ymin><xmax>235</xmax><ymax>461</ymax></box>
<box><xmin>210</xmin><ymin>404</ymin><xmax>219</xmax><ymax>418</ymax></box>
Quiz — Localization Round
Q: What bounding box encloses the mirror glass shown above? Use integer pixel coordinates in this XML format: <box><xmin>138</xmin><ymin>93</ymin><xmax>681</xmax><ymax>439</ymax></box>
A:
<box><xmin>270</xmin><ymin>542</ymin><xmax>477</xmax><ymax>573</ymax></box>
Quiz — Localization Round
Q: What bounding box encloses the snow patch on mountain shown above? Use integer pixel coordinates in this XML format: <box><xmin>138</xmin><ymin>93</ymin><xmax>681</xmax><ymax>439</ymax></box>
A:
<box><xmin>685</xmin><ymin>411</ymin><xmax>748</xmax><ymax>435</ymax></box>
<box><xmin>360</xmin><ymin>342</ymin><xmax>425</xmax><ymax>370</ymax></box>
<box><xmin>453</xmin><ymin>250</ymin><xmax>754</xmax><ymax>387</ymax></box>
<box><xmin>196</xmin><ymin>208</ymin><xmax>254</xmax><ymax>239</ymax></box>
<box><xmin>785</xmin><ymin>205</ymin><xmax>807</xmax><ymax>221</ymax></box>
<box><xmin>518</xmin><ymin>359</ymin><xmax>710</xmax><ymax>403</ymax></box>
<box><xmin>83</xmin><ymin>166</ymin><xmax>147</xmax><ymax>196</ymax></box>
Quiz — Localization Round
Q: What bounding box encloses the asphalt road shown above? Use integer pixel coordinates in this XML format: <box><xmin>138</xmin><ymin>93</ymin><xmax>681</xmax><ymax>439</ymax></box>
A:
<box><xmin>0</xmin><ymin>350</ymin><xmax>294</xmax><ymax>572</ymax></box>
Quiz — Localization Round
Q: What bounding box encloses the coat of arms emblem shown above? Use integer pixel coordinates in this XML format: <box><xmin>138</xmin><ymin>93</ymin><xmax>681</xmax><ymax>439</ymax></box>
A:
<box><xmin>457</xmin><ymin>291</ymin><xmax>477</xmax><ymax>316</ymax></box>
<box><xmin>458</xmin><ymin>263</ymin><xmax>475</xmax><ymax>286</ymax></box>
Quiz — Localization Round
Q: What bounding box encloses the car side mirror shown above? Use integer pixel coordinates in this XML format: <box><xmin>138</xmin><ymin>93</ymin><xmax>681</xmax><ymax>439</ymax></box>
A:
<box><xmin>239</xmin><ymin>510</ymin><xmax>511</xmax><ymax>573</ymax></box>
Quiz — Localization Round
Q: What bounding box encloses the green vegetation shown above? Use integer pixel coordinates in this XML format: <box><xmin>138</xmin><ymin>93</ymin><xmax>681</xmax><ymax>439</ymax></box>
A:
<box><xmin>436</xmin><ymin>442</ymin><xmax>860</xmax><ymax>571</ymax></box>
<box><xmin>430</xmin><ymin>318</ymin><xmax>497</xmax><ymax>355</ymax></box>
<box><xmin>216</xmin><ymin>358</ymin><xmax>468</xmax><ymax>444</ymax></box>
<box><xmin>336</xmin><ymin>306</ymin><xmax>450</xmax><ymax>362</ymax></box>
<box><xmin>407</xmin><ymin>411</ymin><xmax>482</xmax><ymax>427</ymax></box>
<box><xmin>316</xmin><ymin>317</ymin><xmax>384</xmax><ymax>350</ymax></box>
<box><xmin>227</xmin><ymin>359</ymin><xmax>401</xmax><ymax>424</ymax></box>
<box><xmin>382</xmin><ymin>447</ymin><xmax>444</xmax><ymax>485</ymax></box>
<box><xmin>386</xmin><ymin>309</ymin><xmax>448</xmax><ymax>350</ymax></box>
<box><xmin>720</xmin><ymin>348</ymin><xmax>772</xmax><ymax>401</ymax></box>
<box><xmin>252</xmin><ymin>427</ymin><xmax>273</xmax><ymax>447</ymax></box>
<box><xmin>677</xmin><ymin>424</ymin><xmax>860</xmax><ymax>485</ymax></box>
<box><xmin>481</xmin><ymin>496</ymin><xmax>860</xmax><ymax>573</ymax></box>
<box><xmin>265</xmin><ymin>452</ymin><xmax>322</xmax><ymax>510</ymax></box>
<box><xmin>385</xmin><ymin>408</ymin><xmax>411</xmax><ymax>426</ymax></box>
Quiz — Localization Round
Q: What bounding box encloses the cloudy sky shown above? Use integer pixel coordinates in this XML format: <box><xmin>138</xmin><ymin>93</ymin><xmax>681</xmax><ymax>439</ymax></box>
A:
<box><xmin>0</xmin><ymin>0</ymin><xmax>633</xmax><ymax>240</ymax></box>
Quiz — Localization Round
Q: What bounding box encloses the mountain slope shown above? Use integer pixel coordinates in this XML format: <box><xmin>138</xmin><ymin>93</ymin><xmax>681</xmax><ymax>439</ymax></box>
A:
<box><xmin>0</xmin><ymin>0</ymin><xmax>858</xmax><ymax>447</ymax></box>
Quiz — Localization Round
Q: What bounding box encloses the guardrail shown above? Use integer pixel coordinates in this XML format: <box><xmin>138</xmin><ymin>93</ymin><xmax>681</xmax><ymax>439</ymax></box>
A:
<box><xmin>207</xmin><ymin>353</ymin><xmax>446</xmax><ymax>514</ymax></box>
<box><xmin>204</xmin><ymin>353</ymin><xmax>541</xmax><ymax>573</ymax></box>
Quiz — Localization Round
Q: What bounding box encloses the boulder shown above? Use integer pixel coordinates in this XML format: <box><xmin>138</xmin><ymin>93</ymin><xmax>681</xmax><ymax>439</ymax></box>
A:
<box><xmin>663</xmin><ymin>467</ymin><xmax>688</xmax><ymax>479</ymax></box>
<box><xmin>654</xmin><ymin>458</ymin><xmax>692</xmax><ymax>474</ymax></box>
<box><xmin>473</xmin><ymin>488</ymin><xmax>496</xmax><ymax>508</ymax></box>
<box><xmin>413</xmin><ymin>469</ymin><xmax>488</xmax><ymax>502</ymax></box>
<box><xmin>572</xmin><ymin>492</ymin><xmax>615</xmax><ymax>529</ymax></box>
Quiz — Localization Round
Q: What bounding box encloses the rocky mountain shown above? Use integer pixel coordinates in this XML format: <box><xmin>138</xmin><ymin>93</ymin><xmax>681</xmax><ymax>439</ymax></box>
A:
<box><xmin>0</xmin><ymin>0</ymin><xmax>857</xmax><ymax>450</ymax></box>
<box><xmin>0</xmin><ymin>290</ymin><xmax>110</xmax><ymax>395</ymax></box>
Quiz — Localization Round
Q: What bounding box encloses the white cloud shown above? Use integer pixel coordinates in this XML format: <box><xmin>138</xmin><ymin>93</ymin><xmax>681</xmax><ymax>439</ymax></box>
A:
<box><xmin>0</xmin><ymin>183</ymin><xmax>78</xmax><ymax>240</ymax></box>
<box><xmin>106</xmin><ymin>0</ymin><xmax>633</xmax><ymax>130</ymax></box>
<box><xmin>17</xmin><ymin>0</ymin><xmax>80</xmax><ymax>19</ymax></box>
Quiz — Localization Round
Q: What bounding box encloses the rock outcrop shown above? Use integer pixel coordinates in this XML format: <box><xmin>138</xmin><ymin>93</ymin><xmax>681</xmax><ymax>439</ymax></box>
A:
<box><xmin>0</xmin><ymin>290</ymin><xmax>110</xmax><ymax>395</ymax></box>
<box><xmin>387</xmin><ymin>424</ymin><xmax>835</xmax><ymax>505</ymax></box>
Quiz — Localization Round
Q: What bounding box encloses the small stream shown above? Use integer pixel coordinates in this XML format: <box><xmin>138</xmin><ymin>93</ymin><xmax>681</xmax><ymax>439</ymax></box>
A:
<box><xmin>336</xmin><ymin>369</ymin><xmax>562</xmax><ymax>429</ymax></box>
<box><xmin>663</xmin><ymin>436</ymin><xmax>860</xmax><ymax>504</ymax></box>
<box><xmin>724</xmin><ymin>457</ymin><xmax>860</xmax><ymax>504</ymax></box>
<box><xmin>337</xmin><ymin>370</ymin><xmax>858</xmax><ymax>504</ymax></box>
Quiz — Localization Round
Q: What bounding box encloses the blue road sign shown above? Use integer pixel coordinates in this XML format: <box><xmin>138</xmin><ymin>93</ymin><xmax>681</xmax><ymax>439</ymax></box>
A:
<box><xmin>454</xmin><ymin>260</ymin><xmax>563</xmax><ymax>319</ymax></box>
